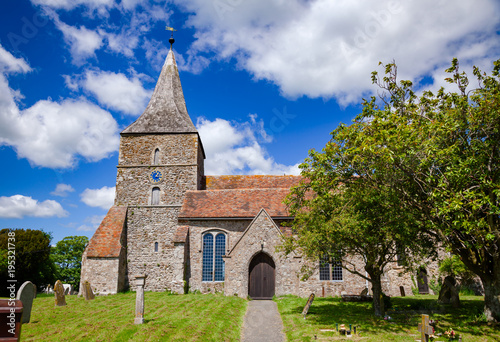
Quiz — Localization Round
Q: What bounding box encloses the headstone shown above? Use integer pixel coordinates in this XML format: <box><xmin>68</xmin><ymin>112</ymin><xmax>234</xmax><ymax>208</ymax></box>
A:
<box><xmin>54</xmin><ymin>280</ymin><xmax>66</xmax><ymax>307</ymax></box>
<box><xmin>45</xmin><ymin>285</ymin><xmax>53</xmax><ymax>294</ymax></box>
<box><xmin>63</xmin><ymin>284</ymin><xmax>72</xmax><ymax>295</ymax></box>
<box><xmin>16</xmin><ymin>281</ymin><xmax>36</xmax><ymax>323</ymax></box>
<box><xmin>360</xmin><ymin>288</ymin><xmax>368</xmax><ymax>296</ymax></box>
<box><xmin>400</xmin><ymin>285</ymin><xmax>406</xmax><ymax>297</ymax></box>
<box><xmin>438</xmin><ymin>276</ymin><xmax>460</xmax><ymax>308</ymax></box>
<box><xmin>82</xmin><ymin>281</ymin><xmax>95</xmax><ymax>300</ymax></box>
<box><xmin>417</xmin><ymin>314</ymin><xmax>434</xmax><ymax>342</ymax></box>
<box><xmin>134</xmin><ymin>275</ymin><xmax>147</xmax><ymax>324</ymax></box>
<box><xmin>301</xmin><ymin>293</ymin><xmax>315</xmax><ymax>319</ymax></box>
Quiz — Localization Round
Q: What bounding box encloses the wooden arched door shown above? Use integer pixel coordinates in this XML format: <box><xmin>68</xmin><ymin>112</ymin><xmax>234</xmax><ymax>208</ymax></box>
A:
<box><xmin>248</xmin><ymin>252</ymin><xmax>275</xmax><ymax>299</ymax></box>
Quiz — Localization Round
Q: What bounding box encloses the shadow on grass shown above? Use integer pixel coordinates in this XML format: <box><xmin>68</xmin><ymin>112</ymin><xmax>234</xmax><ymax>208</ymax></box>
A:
<box><xmin>277</xmin><ymin>295</ymin><xmax>500</xmax><ymax>341</ymax></box>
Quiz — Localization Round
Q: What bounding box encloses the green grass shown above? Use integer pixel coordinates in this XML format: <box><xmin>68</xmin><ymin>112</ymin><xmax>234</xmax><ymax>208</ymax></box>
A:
<box><xmin>275</xmin><ymin>295</ymin><xmax>500</xmax><ymax>341</ymax></box>
<box><xmin>22</xmin><ymin>292</ymin><xmax>247</xmax><ymax>341</ymax></box>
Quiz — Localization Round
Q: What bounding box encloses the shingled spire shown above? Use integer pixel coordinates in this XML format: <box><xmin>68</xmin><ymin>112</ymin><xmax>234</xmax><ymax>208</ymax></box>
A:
<box><xmin>122</xmin><ymin>44</ymin><xmax>197</xmax><ymax>134</ymax></box>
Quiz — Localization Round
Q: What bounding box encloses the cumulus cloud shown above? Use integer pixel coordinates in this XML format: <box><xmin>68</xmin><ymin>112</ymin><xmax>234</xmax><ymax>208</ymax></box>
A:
<box><xmin>82</xmin><ymin>69</ymin><xmax>151</xmax><ymax>115</ymax></box>
<box><xmin>31</xmin><ymin>0</ymin><xmax>114</xmax><ymax>13</ymax></box>
<box><xmin>0</xmin><ymin>45</ymin><xmax>120</xmax><ymax>169</ymax></box>
<box><xmin>176</xmin><ymin>0</ymin><xmax>500</xmax><ymax>104</ymax></box>
<box><xmin>0</xmin><ymin>195</ymin><xmax>68</xmax><ymax>219</ymax></box>
<box><xmin>77</xmin><ymin>214</ymin><xmax>105</xmax><ymax>231</ymax></box>
<box><xmin>55</xmin><ymin>19</ymin><xmax>103</xmax><ymax>64</ymax></box>
<box><xmin>80</xmin><ymin>186</ymin><xmax>115</xmax><ymax>210</ymax></box>
<box><xmin>51</xmin><ymin>183</ymin><xmax>75</xmax><ymax>197</ymax></box>
<box><xmin>197</xmin><ymin>116</ymin><xmax>299</xmax><ymax>175</ymax></box>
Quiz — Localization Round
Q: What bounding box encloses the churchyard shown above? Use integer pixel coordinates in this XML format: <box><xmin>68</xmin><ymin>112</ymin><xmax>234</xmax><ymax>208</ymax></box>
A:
<box><xmin>277</xmin><ymin>295</ymin><xmax>500</xmax><ymax>341</ymax></box>
<box><xmin>14</xmin><ymin>291</ymin><xmax>499</xmax><ymax>341</ymax></box>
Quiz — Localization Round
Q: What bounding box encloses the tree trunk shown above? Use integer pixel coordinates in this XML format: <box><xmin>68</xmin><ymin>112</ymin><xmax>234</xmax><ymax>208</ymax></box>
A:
<box><xmin>481</xmin><ymin>274</ymin><xmax>500</xmax><ymax>322</ymax></box>
<box><xmin>370</xmin><ymin>273</ymin><xmax>384</xmax><ymax>317</ymax></box>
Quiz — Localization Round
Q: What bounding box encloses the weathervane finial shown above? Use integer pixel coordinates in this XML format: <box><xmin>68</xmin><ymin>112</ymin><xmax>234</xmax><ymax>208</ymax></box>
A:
<box><xmin>165</xmin><ymin>26</ymin><xmax>177</xmax><ymax>49</ymax></box>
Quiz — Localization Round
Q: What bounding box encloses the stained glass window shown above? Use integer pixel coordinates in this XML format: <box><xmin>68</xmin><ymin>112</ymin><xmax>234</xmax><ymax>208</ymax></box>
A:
<box><xmin>202</xmin><ymin>232</ymin><xmax>226</xmax><ymax>282</ymax></box>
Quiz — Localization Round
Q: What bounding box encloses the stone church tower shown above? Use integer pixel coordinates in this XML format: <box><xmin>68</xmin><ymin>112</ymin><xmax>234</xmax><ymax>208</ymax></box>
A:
<box><xmin>80</xmin><ymin>42</ymin><xmax>205</xmax><ymax>294</ymax></box>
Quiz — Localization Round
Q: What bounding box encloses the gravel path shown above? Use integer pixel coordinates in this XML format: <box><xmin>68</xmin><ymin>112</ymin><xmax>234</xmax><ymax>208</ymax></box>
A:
<box><xmin>241</xmin><ymin>300</ymin><xmax>285</xmax><ymax>342</ymax></box>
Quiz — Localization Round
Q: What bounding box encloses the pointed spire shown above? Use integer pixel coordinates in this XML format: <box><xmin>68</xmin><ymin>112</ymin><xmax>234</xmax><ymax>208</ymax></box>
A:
<box><xmin>122</xmin><ymin>46</ymin><xmax>197</xmax><ymax>134</ymax></box>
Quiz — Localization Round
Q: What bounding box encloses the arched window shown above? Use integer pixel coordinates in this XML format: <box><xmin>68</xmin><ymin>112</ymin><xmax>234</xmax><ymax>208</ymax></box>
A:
<box><xmin>151</xmin><ymin>187</ymin><xmax>160</xmax><ymax>205</ymax></box>
<box><xmin>202</xmin><ymin>232</ymin><xmax>226</xmax><ymax>282</ymax></box>
<box><xmin>153</xmin><ymin>148</ymin><xmax>160</xmax><ymax>165</ymax></box>
<box><xmin>154</xmin><ymin>242</ymin><xmax>158</xmax><ymax>252</ymax></box>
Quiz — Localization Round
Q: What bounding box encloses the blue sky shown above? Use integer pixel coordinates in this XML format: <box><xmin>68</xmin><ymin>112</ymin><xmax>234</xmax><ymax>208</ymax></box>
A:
<box><xmin>0</xmin><ymin>0</ymin><xmax>499</xmax><ymax>243</ymax></box>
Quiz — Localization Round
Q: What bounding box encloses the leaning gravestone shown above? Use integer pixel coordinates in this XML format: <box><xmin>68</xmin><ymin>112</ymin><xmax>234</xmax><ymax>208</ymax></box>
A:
<box><xmin>54</xmin><ymin>280</ymin><xmax>66</xmax><ymax>306</ymax></box>
<box><xmin>301</xmin><ymin>293</ymin><xmax>315</xmax><ymax>319</ymax></box>
<box><xmin>16</xmin><ymin>281</ymin><xmax>36</xmax><ymax>323</ymax></box>
<box><xmin>438</xmin><ymin>276</ymin><xmax>460</xmax><ymax>308</ymax></box>
<box><xmin>82</xmin><ymin>281</ymin><xmax>95</xmax><ymax>300</ymax></box>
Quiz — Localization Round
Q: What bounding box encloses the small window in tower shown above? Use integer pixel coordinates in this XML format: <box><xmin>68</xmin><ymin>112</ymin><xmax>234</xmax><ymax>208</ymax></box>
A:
<box><xmin>154</xmin><ymin>242</ymin><xmax>158</xmax><ymax>252</ymax></box>
<box><xmin>153</xmin><ymin>148</ymin><xmax>160</xmax><ymax>165</ymax></box>
<box><xmin>151</xmin><ymin>187</ymin><xmax>160</xmax><ymax>205</ymax></box>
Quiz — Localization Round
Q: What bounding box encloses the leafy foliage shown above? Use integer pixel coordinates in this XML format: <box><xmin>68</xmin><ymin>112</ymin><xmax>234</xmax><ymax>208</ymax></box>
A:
<box><xmin>51</xmin><ymin>236</ymin><xmax>89</xmax><ymax>291</ymax></box>
<box><xmin>0</xmin><ymin>228</ymin><xmax>56</xmax><ymax>296</ymax></box>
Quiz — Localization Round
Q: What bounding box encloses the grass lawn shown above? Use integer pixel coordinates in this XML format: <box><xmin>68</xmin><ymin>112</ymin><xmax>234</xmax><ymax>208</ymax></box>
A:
<box><xmin>21</xmin><ymin>292</ymin><xmax>247</xmax><ymax>342</ymax></box>
<box><xmin>276</xmin><ymin>295</ymin><xmax>500</xmax><ymax>341</ymax></box>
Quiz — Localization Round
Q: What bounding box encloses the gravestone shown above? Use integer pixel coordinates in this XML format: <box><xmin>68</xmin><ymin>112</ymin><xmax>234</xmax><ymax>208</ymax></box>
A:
<box><xmin>438</xmin><ymin>276</ymin><xmax>460</xmax><ymax>308</ymax></box>
<box><xmin>301</xmin><ymin>293</ymin><xmax>315</xmax><ymax>319</ymax></box>
<box><xmin>16</xmin><ymin>281</ymin><xmax>36</xmax><ymax>323</ymax></box>
<box><xmin>417</xmin><ymin>314</ymin><xmax>433</xmax><ymax>342</ymax></box>
<box><xmin>82</xmin><ymin>281</ymin><xmax>95</xmax><ymax>300</ymax></box>
<box><xmin>54</xmin><ymin>280</ymin><xmax>66</xmax><ymax>307</ymax></box>
<box><xmin>134</xmin><ymin>275</ymin><xmax>147</xmax><ymax>324</ymax></box>
<box><xmin>360</xmin><ymin>288</ymin><xmax>368</xmax><ymax>296</ymax></box>
<box><xmin>400</xmin><ymin>286</ymin><xmax>406</xmax><ymax>297</ymax></box>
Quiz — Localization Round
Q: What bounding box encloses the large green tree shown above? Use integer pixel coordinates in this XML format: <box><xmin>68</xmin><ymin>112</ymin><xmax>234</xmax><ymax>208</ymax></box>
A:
<box><xmin>284</xmin><ymin>108</ymin><xmax>434</xmax><ymax>316</ymax></box>
<box><xmin>287</xmin><ymin>58</ymin><xmax>500</xmax><ymax>321</ymax></box>
<box><xmin>51</xmin><ymin>236</ymin><xmax>89</xmax><ymax>291</ymax></box>
<box><xmin>0</xmin><ymin>229</ymin><xmax>56</xmax><ymax>296</ymax></box>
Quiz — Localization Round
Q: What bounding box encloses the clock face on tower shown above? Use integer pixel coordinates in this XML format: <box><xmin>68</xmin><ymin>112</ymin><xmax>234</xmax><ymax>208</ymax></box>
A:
<box><xmin>149</xmin><ymin>170</ymin><xmax>163</xmax><ymax>183</ymax></box>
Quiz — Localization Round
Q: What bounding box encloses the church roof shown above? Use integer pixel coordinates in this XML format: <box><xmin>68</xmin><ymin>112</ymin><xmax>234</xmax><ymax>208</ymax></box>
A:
<box><xmin>204</xmin><ymin>175</ymin><xmax>302</xmax><ymax>190</ymax></box>
<box><xmin>86</xmin><ymin>206</ymin><xmax>127</xmax><ymax>258</ymax></box>
<box><xmin>121</xmin><ymin>48</ymin><xmax>197</xmax><ymax>134</ymax></box>
<box><xmin>179</xmin><ymin>188</ymin><xmax>292</xmax><ymax>219</ymax></box>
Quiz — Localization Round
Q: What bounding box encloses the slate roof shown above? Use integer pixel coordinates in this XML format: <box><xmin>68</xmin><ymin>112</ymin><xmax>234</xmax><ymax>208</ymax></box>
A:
<box><xmin>179</xmin><ymin>188</ymin><xmax>292</xmax><ymax>219</ymax></box>
<box><xmin>86</xmin><ymin>206</ymin><xmax>127</xmax><ymax>258</ymax></box>
<box><xmin>121</xmin><ymin>48</ymin><xmax>197</xmax><ymax>134</ymax></box>
<box><xmin>204</xmin><ymin>175</ymin><xmax>302</xmax><ymax>190</ymax></box>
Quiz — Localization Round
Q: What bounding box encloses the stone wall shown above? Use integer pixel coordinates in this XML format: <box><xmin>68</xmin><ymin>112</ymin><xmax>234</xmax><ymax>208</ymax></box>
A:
<box><xmin>126</xmin><ymin>207</ymin><xmax>185</xmax><ymax>293</ymax></box>
<box><xmin>80</xmin><ymin>252</ymin><xmax>125</xmax><ymax>295</ymax></box>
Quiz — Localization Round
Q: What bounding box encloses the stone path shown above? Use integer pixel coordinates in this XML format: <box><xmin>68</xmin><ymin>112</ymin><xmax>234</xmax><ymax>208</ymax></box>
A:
<box><xmin>241</xmin><ymin>300</ymin><xmax>285</xmax><ymax>342</ymax></box>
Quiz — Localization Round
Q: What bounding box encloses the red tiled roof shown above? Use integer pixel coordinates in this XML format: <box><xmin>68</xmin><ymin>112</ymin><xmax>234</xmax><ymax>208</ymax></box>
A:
<box><xmin>86</xmin><ymin>206</ymin><xmax>127</xmax><ymax>258</ymax></box>
<box><xmin>173</xmin><ymin>226</ymin><xmax>189</xmax><ymax>243</ymax></box>
<box><xmin>179</xmin><ymin>189</ymin><xmax>292</xmax><ymax>219</ymax></box>
<box><xmin>204</xmin><ymin>175</ymin><xmax>302</xmax><ymax>190</ymax></box>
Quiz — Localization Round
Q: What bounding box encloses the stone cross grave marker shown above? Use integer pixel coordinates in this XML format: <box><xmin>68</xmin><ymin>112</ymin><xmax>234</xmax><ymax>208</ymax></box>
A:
<box><xmin>302</xmin><ymin>293</ymin><xmax>315</xmax><ymax>319</ymax></box>
<box><xmin>16</xmin><ymin>281</ymin><xmax>36</xmax><ymax>323</ymax></box>
<box><xmin>134</xmin><ymin>275</ymin><xmax>147</xmax><ymax>324</ymax></box>
<box><xmin>54</xmin><ymin>280</ymin><xmax>66</xmax><ymax>306</ymax></box>
<box><xmin>417</xmin><ymin>314</ymin><xmax>433</xmax><ymax>342</ymax></box>
<box><xmin>82</xmin><ymin>281</ymin><xmax>95</xmax><ymax>300</ymax></box>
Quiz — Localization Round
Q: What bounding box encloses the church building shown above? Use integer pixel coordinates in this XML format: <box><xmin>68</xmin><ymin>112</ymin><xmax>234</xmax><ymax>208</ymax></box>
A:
<box><xmin>79</xmin><ymin>40</ymin><xmax>436</xmax><ymax>299</ymax></box>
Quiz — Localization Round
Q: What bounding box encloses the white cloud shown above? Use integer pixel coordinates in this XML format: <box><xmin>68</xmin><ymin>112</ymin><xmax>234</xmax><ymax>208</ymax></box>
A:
<box><xmin>82</xmin><ymin>69</ymin><xmax>151</xmax><ymax>115</ymax></box>
<box><xmin>51</xmin><ymin>183</ymin><xmax>75</xmax><ymax>197</ymax></box>
<box><xmin>99</xmin><ymin>29</ymin><xmax>139</xmax><ymax>57</ymax></box>
<box><xmin>0</xmin><ymin>48</ymin><xmax>31</xmax><ymax>74</ymax></box>
<box><xmin>31</xmin><ymin>0</ymin><xmax>114</xmax><ymax>12</ymax></box>
<box><xmin>80</xmin><ymin>186</ymin><xmax>115</xmax><ymax>210</ymax></box>
<box><xmin>56</xmin><ymin>20</ymin><xmax>103</xmax><ymax>64</ymax></box>
<box><xmin>77</xmin><ymin>214</ymin><xmax>105</xmax><ymax>231</ymax></box>
<box><xmin>0</xmin><ymin>45</ymin><xmax>120</xmax><ymax>169</ymax></box>
<box><xmin>177</xmin><ymin>0</ymin><xmax>500</xmax><ymax>104</ymax></box>
<box><xmin>0</xmin><ymin>195</ymin><xmax>68</xmax><ymax>219</ymax></box>
<box><xmin>197</xmin><ymin>117</ymin><xmax>300</xmax><ymax>175</ymax></box>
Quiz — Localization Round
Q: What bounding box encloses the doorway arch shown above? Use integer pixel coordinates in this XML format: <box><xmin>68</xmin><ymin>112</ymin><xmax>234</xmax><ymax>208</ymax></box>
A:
<box><xmin>248</xmin><ymin>252</ymin><xmax>275</xmax><ymax>299</ymax></box>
